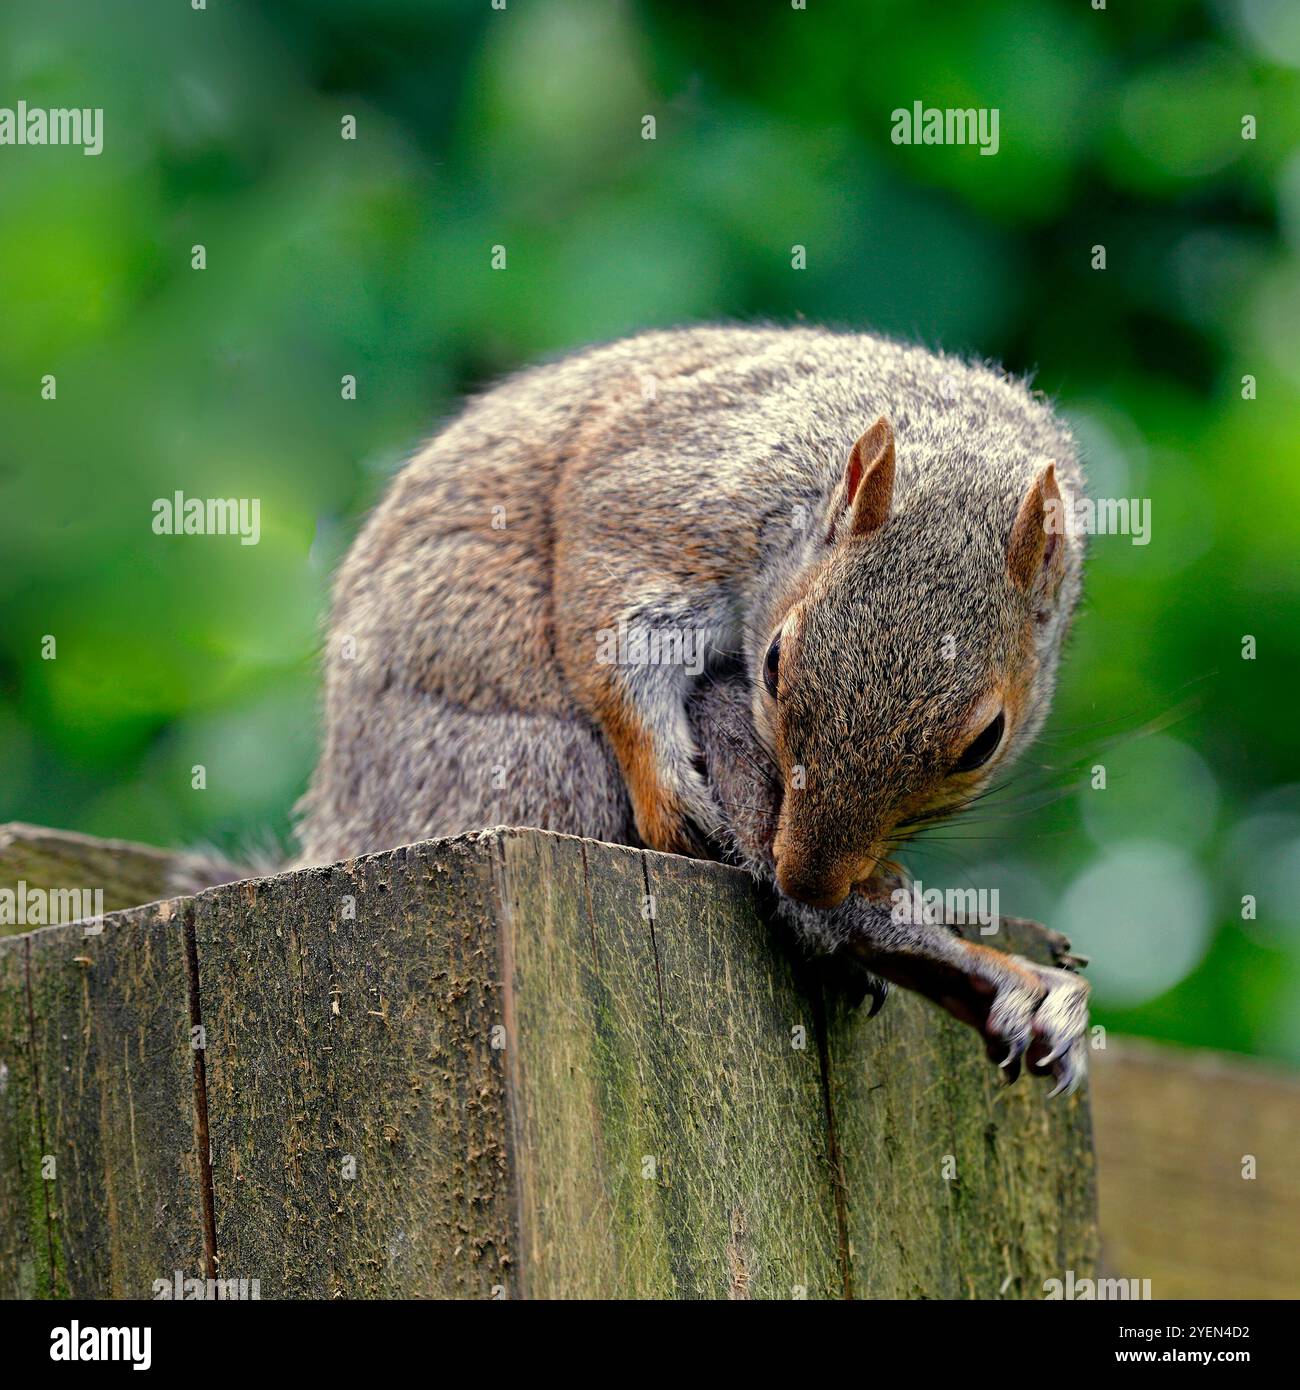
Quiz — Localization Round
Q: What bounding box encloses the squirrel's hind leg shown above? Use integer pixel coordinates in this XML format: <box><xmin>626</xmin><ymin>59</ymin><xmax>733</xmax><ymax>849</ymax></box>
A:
<box><xmin>295</xmin><ymin>687</ymin><xmax>636</xmax><ymax>866</ymax></box>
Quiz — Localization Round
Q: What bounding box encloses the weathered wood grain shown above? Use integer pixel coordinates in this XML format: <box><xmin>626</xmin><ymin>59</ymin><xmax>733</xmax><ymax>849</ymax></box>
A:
<box><xmin>0</xmin><ymin>823</ymin><xmax>187</xmax><ymax>934</ymax></box>
<box><xmin>0</xmin><ymin>823</ymin><xmax>1104</xmax><ymax>1299</ymax></box>
<box><xmin>493</xmin><ymin>831</ymin><xmax>843</xmax><ymax>1298</ymax></box>
<box><xmin>1091</xmin><ymin>1039</ymin><xmax>1300</xmax><ymax>1299</ymax></box>
<box><xmin>823</xmin><ymin>916</ymin><xmax>1099</xmax><ymax>1298</ymax></box>
<box><xmin>2</xmin><ymin>901</ymin><xmax>207</xmax><ymax>1296</ymax></box>
<box><xmin>195</xmin><ymin>839</ymin><xmax>513</xmax><ymax>1298</ymax></box>
<box><xmin>0</xmin><ymin>933</ymin><xmax>46</xmax><ymax>1297</ymax></box>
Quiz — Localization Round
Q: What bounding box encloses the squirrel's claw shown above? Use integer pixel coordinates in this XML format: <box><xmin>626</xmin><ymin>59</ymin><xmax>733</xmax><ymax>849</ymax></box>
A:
<box><xmin>909</xmin><ymin>942</ymin><xmax>1090</xmax><ymax>1097</ymax></box>
<box><xmin>860</xmin><ymin>974</ymin><xmax>889</xmax><ymax>1018</ymax></box>
<box><xmin>811</xmin><ymin>950</ymin><xmax>895</xmax><ymax>1017</ymax></box>
<box><xmin>1038</xmin><ymin>1027</ymin><xmax>1088</xmax><ymax>1097</ymax></box>
<box><xmin>998</xmin><ymin>1037</ymin><xmax>1029</xmax><ymax>1083</ymax></box>
<box><xmin>1008</xmin><ymin>960</ymin><xmax>1090</xmax><ymax>1096</ymax></box>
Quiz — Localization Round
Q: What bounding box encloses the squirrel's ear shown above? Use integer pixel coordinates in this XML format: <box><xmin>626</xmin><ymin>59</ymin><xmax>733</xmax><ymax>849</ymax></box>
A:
<box><xmin>1007</xmin><ymin>462</ymin><xmax>1066</xmax><ymax>594</ymax></box>
<box><xmin>827</xmin><ymin>416</ymin><xmax>895</xmax><ymax>543</ymax></box>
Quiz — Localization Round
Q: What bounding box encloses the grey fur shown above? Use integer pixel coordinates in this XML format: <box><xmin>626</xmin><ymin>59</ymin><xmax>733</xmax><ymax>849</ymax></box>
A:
<box><xmin>295</xmin><ymin>324</ymin><xmax>1090</xmax><ymax>1091</ymax></box>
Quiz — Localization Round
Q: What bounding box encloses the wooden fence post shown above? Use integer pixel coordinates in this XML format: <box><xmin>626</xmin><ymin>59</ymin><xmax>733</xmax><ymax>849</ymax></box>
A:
<box><xmin>0</xmin><ymin>824</ymin><xmax>1098</xmax><ymax>1298</ymax></box>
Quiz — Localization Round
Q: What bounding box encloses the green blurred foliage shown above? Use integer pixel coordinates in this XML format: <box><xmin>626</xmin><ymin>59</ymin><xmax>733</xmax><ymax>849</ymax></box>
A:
<box><xmin>1</xmin><ymin>0</ymin><xmax>1297</xmax><ymax>1060</ymax></box>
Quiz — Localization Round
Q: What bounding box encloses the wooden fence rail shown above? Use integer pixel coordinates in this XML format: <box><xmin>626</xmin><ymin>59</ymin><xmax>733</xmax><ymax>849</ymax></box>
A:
<box><xmin>1</xmin><ymin>823</ymin><xmax>1101</xmax><ymax>1298</ymax></box>
<box><xmin>1091</xmin><ymin>1039</ymin><xmax>1300</xmax><ymax>1299</ymax></box>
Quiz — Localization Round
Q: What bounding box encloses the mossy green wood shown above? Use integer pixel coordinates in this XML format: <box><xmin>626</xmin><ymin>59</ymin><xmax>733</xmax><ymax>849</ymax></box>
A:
<box><xmin>825</xmin><ymin>917</ymin><xmax>1099</xmax><ymax>1299</ymax></box>
<box><xmin>195</xmin><ymin>831</ymin><xmax>841</xmax><ymax>1298</ymax></box>
<box><xmin>0</xmin><ymin>824</ymin><xmax>1100</xmax><ymax>1299</ymax></box>
<box><xmin>0</xmin><ymin>902</ymin><xmax>207</xmax><ymax>1297</ymax></box>
<box><xmin>492</xmin><ymin>831</ymin><xmax>843</xmax><ymax>1299</ymax></box>
<box><xmin>0</xmin><ymin>934</ymin><xmax>47</xmax><ymax>1297</ymax></box>
<box><xmin>194</xmin><ymin>840</ymin><xmax>514</xmax><ymax>1298</ymax></box>
<box><xmin>0</xmin><ymin>824</ymin><xmax>182</xmax><ymax>933</ymax></box>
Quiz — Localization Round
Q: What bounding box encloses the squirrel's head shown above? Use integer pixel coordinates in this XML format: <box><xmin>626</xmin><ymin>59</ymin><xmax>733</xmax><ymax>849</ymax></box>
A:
<box><xmin>756</xmin><ymin>415</ymin><xmax>1079</xmax><ymax>909</ymax></box>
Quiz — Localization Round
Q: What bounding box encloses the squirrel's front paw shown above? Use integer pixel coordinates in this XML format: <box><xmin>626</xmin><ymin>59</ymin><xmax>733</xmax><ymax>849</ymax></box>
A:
<box><xmin>860</xmin><ymin>932</ymin><xmax>1091</xmax><ymax>1096</ymax></box>
<box><xmin>960</xmin><ymin>946</ymin><xmax>1090</xmax><ymax>1097</ymax></box>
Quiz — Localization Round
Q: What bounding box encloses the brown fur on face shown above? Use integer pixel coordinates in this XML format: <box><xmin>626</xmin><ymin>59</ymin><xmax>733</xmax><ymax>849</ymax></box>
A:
<box><xmin>293</xmin><ymin>325</ymin><xmax>1089</xmax><ymax>1094</ymax></box>
<box><xmin>299</xmin><ymin>324</ymin><xmax>1084</xmax><ymax>894</ymax></box>
<box><xmin>766</xmin><ymin>445</ymin><xmax>1075</xmax><ymax>909</ymax></box>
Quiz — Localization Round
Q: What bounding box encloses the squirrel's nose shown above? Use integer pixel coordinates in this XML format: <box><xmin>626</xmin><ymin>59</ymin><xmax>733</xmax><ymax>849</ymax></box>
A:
<box><xmin>775</xmin><ymin>857</ymin><xmax>854</xmax><ymax>909</ymax></box>
<box><xmin>777</xmin><ymin>872</ymin><xmax>850</xmax><ymax>910</ymax></box>
<box><xmin>775</xmin><ymin>845</ymin><xmax>880</xmax><ymax>910</ymax></box>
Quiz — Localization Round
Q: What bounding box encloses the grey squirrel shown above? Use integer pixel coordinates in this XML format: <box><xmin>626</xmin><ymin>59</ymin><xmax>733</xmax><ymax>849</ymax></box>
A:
<box><xmin>294</xmin><ymin>324</ymin><xmax>1091</xmax><ymax>1093</ymax></box>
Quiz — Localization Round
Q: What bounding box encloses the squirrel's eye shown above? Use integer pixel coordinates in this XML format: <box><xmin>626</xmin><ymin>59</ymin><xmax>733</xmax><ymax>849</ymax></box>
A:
<box><xmin>953</xmin><ymin>711</ymin><xmax>1005</xmax><ymax>773</ymax></box>
<box><xmin>763</xmin><ymin>633</ymin><xmax>781</xmax><ymax>698</ymax></box>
